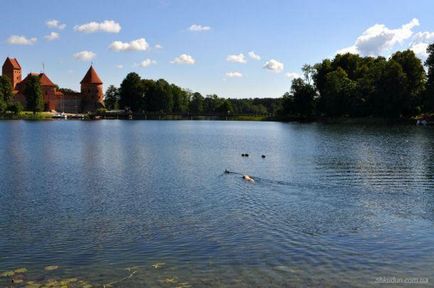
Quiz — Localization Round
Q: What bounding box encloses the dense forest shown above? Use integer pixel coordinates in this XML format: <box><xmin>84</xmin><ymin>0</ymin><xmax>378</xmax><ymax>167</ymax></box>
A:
<box><xmin>104</xmin><ymin>74</ymin><xmax>280</xmax><ymax>116</ymax></box>
<box><xmin>106</xmin><ymin>43</ymin><xmax>434</xmax><ymax>119</ymax></box>
<box><xmin>282</xmin><ymin>43</ymin><xmax>434</xmax><ymax>119</ymax></box>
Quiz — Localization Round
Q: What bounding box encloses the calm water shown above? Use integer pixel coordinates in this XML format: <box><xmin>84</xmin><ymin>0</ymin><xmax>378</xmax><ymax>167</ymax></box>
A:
<box><xmin>0</xmin><ymin>120</ymin><xmax>434</xmax><ymax>287</ymax></box>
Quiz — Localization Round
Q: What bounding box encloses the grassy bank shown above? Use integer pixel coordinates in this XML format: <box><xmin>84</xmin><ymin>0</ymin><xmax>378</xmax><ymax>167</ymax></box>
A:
<box><xmin>0</xmin><ymin>111</ymin><xmax>53</xmax><ymax>120</ymax></box>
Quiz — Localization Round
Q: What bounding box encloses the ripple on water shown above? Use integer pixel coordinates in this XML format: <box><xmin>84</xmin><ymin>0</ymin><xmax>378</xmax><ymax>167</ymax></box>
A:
<box><xmin>0</xmin><ymin>121</ymin><xmax>434</xmax><ymax>287</ymax></box>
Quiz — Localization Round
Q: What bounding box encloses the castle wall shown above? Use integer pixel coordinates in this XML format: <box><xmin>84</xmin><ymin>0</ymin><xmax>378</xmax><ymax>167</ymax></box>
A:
<box><xmin>42</xmin><ymin>86</ymin><xmax>58</xmax><ymax>111</ymax></box>
<box><xmin>56</xmin><ymin>93</ymin><xmax>82</xmax><ymax>113</ymax></box>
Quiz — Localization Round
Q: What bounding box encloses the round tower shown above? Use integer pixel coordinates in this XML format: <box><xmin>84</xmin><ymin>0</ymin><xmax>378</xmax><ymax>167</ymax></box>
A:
<box><xmin>80</xmin><ymin>65</ymin><xmax>104</xmax><ymax>112</ymax></box>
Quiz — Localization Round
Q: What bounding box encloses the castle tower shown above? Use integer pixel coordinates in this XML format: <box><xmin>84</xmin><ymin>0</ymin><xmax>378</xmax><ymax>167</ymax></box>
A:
<box><xmin>80</xmin><ymin>65</ymin><xmax>104</xmax><ymax>112</ymax></box>
<box><xmin>2</xmin><ymin>57</ymin><xmax>22</xmax><ymax>89</ymax></box>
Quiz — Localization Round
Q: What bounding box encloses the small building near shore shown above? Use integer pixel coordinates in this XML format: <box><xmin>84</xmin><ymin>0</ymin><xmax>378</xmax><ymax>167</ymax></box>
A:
<box><xmin>1</xmin><ymin>57</ymin><xmax>104</xmax><ymax>113</ymax></box>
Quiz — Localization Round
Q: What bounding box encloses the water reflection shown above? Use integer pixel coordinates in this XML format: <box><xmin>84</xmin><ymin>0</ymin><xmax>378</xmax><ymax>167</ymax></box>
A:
<box><xmin>0</xmin><ymin>121</ymin><xmax>434</xmax><ymax>287</ymax></box>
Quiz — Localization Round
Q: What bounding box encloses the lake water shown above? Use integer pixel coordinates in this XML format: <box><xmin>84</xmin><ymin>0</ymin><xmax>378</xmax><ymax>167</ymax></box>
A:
<box><xmin>0</xmin><ymin>120</ymin><xmax>433</xmax><ymax>287</ymax></box>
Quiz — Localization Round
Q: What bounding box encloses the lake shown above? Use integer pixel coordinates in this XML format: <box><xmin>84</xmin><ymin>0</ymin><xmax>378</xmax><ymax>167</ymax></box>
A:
<box><xmin>0</xmin><ymin>120</ymin><xmax>433</xmax><ymax>287</ymax></box>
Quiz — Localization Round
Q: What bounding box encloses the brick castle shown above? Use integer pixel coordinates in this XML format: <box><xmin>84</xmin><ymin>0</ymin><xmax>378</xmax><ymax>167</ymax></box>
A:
<box><xmin>2</xmin><ymin>57</ymin><xmax>104</xmax><ymax>113</ymax></box>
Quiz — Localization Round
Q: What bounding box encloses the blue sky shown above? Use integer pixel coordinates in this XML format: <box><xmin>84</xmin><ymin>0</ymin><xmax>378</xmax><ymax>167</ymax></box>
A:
<box><xmin>2</xmin><ymin>0</ymin><xmax>434</xmax><ymax>98</ymax></box>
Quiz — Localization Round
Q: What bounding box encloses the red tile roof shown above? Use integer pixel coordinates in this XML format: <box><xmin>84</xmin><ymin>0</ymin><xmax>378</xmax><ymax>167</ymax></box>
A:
<box><xmin>20</xmin><ymin>73</ymin><xmax>56</xmax><ymax>88</ymax></box>
<box><xmin>3</xmin><ymin>57</ymin><xmax>21</xmax><ymax>69</ymax></box>
<box><xmin>39</xmin><ymin>73</ymin><xmax>56</xmax><ymax>87</ymax></box>
<box><xmin>80</xmin><ymin>66</ymin><xmax>103</xmax><ymax>84</ymax></box>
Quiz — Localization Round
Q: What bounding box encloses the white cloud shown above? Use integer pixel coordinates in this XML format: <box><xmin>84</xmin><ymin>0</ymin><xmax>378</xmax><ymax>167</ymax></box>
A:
<box><xmin>139</xmin><ymin>59</ymin><xmax>157</xmax><ymax>68</ymax></box>
<box><xmin>226</xmin><ymin>53</ymin><xmax>247</xmax><ymax>63</ymax></box>
<box><xmin>338</xmin><ymin>18</ymin><xmax>420</xmax><ymax>56</ymax></box>
<box><xmin>189</xmin><ymin>24</ymin><xmax>211</xmax><ymax>32</ymax></box>
<box><xmin>408</xmin><ymin>31</ymin><xmax>434</xmax><ymax>61</ymax></box>
<box><xmin>154</xmin><ymin>44</ymin><xmax>163</xmax><ymax>49</ymax></box>
<box><xmin>171</xmin><ymin>54</ymin><xmax>195</xmax><ymax>64</ymax></box>
<box><xmin>412</xmin><ymin>31</ymin><xmax>434</xmax><ymax>44</ymax></box>
<box><xmin>74</xmin><ymin>20</ymin><xmax>121</xmax><ymax>33</ymax></box>
<box><xmin>336</xmin><ymin>46</ymin><xmax>359</xmax><ymax>55</ymax></box>
<box><xmin>225</xmin><ymin>72</ymin><xmax>243</xmax><ymax>78</ymax></box>
<box><xmin>73</xmin><ymin>50</ymin><xmax>96</xmax><ymax>61</ymax></box>
<box><xmin>46</xmin><ymin>19</ymin><xmax>66</xmax><ymax>30</ymax></box>
<box><xmin>7</xmin><ymin>35</ymin><xmax>37</xmax><ymax>45</ymax></box>
<box><xmin>109</xmin><ymin>38</ymin><xmax>149</xmax><ymax>52</ymax></box>
<box><xmin>116</xmin><ymin>64</ymin><xmax>124</xmax><ymax>69</ymax></box>
<box><xmin>248</xmin><ymin>51</ymin><xmax>261</xmax><ymax>60</ymax></box>
<box><xmin>263</xmin><ymin>59</ymin><xmax>284</xmax><ymax>73</ymax></box>
<box><xmin>410</xmin><ymin>42</ymin><xmax>429</xmax><ymax>61</ymax></box>
<box><xmin>286</xmin><ymin>72</ymin><xmax>301</xmax><ymax>80</ymax></box>
<box><xmin>44</xmin><ymin>32</ymin><xmax>60</xmax><ymax>41</ymax></box>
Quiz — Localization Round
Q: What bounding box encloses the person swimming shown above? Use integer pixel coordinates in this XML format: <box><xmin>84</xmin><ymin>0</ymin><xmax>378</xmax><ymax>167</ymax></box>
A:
<box><xmin>242</xmin><ymin>175</ymin><xmax>255</xmax><ymax>183</ymax></box>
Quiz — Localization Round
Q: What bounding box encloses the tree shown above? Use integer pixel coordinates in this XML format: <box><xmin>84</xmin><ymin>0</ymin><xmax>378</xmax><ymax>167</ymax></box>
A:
<box><xmin>313</xmin><ymin>59</ymin><xmax>333</xmax><ymax>96</ymax></box>
<box><xmin>204</xmin><ymin>94</ymin><xmax>223</xmax><ymax>113</ymax></box>
<box><xmin>189</xmin><ymin>92</ymin><xmax>204</xmax><ymax>113</ymax></box>
<box><xmin>8</xmin><ymin>102</ymin><xmax>23</xmax><ymax>114</ymax></box>
<box><xmin>119</xmin><ymin>73</ymin><xmax>144</xmax><ymax>112</ymax></box>
<box><xmin>290</xmin><ymin>78</ymin><xmax>316</xmax><ymax>117</ymax></box>
<box><xmin>171</xmin><ymin>84</ymin><xmax>189</xmax><ymax>113</ymax></box>
<box><xmin>424</xmin><ymin>43</ymin><xmax>434</xmax><ymax>112</ymax></box>
<box><xmin>24</xmin><ymin>75</ymin><xmax>44</xmax><ymax>114</ymax></box>
<box><xmin>0</xmin><ymin>75</ymin><xmax>14</xmax><ymax>109</ymax></box>
<box><xmin>392</xmin><ymin>50</ymin><xmax>426</xmax><ymax>115</ymax></box>
<box><xmin>376</xmin><ymin>59</ymin><xmax>408</xmax><ymax>118</ymax></box>
<box><xmin>302</xmin><ymin>64</ymin><xmax>315</xmax><ymax>84</ymax></box>
<box><xmin>319</xmin><ymin>68</ymin><xmax>357</xmax><ymax>117</ymax></box>
<box><xmin>155</xmin><ymin>79</ymin><xmax>174</xmax><ymax>112</ymax></box>
<box><xmin>104</xmin><ymin>85</ymin><xmax>120</xmax><ymax>110</ymax></box>
<box><xmin>216</xmin><ymin>99</ymin><xmax>233</xmax><ymax>114</ymax></box>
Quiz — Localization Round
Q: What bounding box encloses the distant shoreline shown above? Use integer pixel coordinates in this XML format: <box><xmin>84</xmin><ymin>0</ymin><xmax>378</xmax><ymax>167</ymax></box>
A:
<box><xmin>0</xmin><ymin>111</ymin><xmax>422</xmax><ymax>125</ymax></box>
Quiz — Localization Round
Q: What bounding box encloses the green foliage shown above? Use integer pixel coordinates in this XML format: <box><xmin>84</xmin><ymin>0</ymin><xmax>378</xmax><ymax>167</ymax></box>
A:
<box><xmin>24</xmin><ymin>75</ymin><xmax>44</xmax><ymax>114</ymax></box>
<box><xmin>424</xmin><ymin>43</ymin><xmax>434</xmax><ymax>112</ymax></box>
<box><xmin>171</xmin><ymin>84</ymin><xmax>189</xmax><ymax>113</ymax></box>
<box><xmin>0</xmin><ymin>75</ymin><xmax>14</xmax><ymax>113</ymax></box>
<box><xmin>112</xmin><ymin>73</ymin><xmax>285</xmax><ymax>116</ymax></box>
<box><xmin>189</xmin><ymin>92</ymin><xmax>204</xmax><ymax>113</ymax></box>
<box><xmin>8</xmin><ymin>102</ymin><xmax>23</xmax><ymax>114</ymax></box>
<box><xmin>0</xmin><ymin>75</ymin><xmax>14</xmax><ymax>105</ymax></box>
<box><xmin>119</xmin><ymin>72</ymin><xmax>144</xmax><ymax>112</ymax></box>
<box><xmin>104</xmin><ymin>85</ymin><xmax>120</xmax><ymax>110</ymax></box>
<box><xmin>283</xmin><ymin>49</ymin><xmax>431</xmax><ymax>119</ymax></box>
<box><xmin>217</xmin><ymin>99</ymin><xmax>233</xmax><ymax>114</ymax></box>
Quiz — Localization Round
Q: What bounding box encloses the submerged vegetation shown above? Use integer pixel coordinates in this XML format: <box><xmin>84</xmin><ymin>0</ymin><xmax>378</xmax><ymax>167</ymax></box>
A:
<box><xmin>0</xmin><ymin>262</ymin><xmax>193</xmax><ymax>288</ymax></box>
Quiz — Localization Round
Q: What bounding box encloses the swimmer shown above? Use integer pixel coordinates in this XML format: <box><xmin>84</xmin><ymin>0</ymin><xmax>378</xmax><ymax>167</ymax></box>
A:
<box><xmin>242</xmin><ymin>175</ymin><xmax>255</xmax><ymax>183</ymax></box>
<box><xmin>224</xmin><ymin>169</ymin><xmax>230</xmax><ymax>174</ymax></box>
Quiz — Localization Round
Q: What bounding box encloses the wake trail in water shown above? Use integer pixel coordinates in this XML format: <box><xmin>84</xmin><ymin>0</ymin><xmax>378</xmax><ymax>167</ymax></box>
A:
<box><xmin>221</xmin><ymin>169</ymin><xmax>351</xmax><ymax>190</ymax></box>
<box><xmin>222</xmin><ymin>170</ymin><xmax>297</xmax><ymax>186</ymax></box>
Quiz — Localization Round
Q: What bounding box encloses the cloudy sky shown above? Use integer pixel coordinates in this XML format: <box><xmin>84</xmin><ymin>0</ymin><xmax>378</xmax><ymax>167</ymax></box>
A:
<box><xmin>2</xmin><ymin>0</ymin><xmax>434</xmax><ymax>98</ymax></box>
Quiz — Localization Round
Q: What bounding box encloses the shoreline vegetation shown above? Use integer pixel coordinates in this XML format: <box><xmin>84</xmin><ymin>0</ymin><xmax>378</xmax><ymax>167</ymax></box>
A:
<box><xmin>2</xmin><ymin>46</ymin><xmax>434</xmax><ymax>124</ymax></box>
<box><xmin>0</xmin><ymin>110</ymin><xmax>426</xmax><ymax>125</ymax></box>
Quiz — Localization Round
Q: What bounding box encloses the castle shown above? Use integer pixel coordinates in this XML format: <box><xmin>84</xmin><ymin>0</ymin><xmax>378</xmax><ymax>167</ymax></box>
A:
<box><xmin>2</xmin><ymin>57</ymin><xmax>104</xmax><ymax>113</ymax></box>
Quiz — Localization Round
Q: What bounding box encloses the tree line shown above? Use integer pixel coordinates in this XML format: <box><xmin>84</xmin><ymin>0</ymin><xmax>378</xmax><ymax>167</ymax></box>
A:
<box><xmin>4</xmin><ymin>44</ymin><xmax>434</xmax><ymax>119</ymax></box>
<box><xmin>104</xmin><ymin>73</ymin><xmax>280</xmax><ymax>115</ymax></box>
<box><xmin>281</xmin><ymin>44</ymin><xmax>434</xmax><ymax>119</ymax></box>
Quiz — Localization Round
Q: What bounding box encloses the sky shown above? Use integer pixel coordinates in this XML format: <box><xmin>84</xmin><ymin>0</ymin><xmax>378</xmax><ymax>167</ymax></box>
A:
<box><xmin>2</xmin><ymin>0</ymin><xmax>434</xmax><ymax>98</ymax></box>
